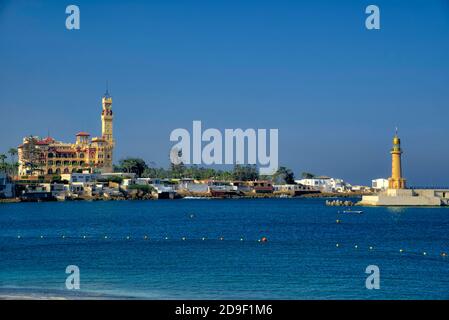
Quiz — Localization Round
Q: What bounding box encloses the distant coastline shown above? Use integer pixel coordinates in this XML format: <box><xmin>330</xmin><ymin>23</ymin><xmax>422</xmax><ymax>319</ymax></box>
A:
<box><xmin>0</xmin><ymin>191</ymin><xmax>366</xmax><ymax>204</ymax></box>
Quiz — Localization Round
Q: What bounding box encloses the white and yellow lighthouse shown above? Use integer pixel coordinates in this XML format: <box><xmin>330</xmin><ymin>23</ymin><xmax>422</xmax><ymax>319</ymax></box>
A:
<box><xmin>388</xmin><ymin>130</ymin><xmax>406</xmax><ymax>189</ymax></box>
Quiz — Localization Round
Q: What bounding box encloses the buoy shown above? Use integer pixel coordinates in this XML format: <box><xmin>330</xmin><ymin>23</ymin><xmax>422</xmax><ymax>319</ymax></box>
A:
<box><xmin>354</xmin><ymin>245</ymin><xmax>358</xmax><ymax>249</ymax></box>
<box><xmin>219</xmin><ymin>237</ymin><xmax>224</xmax><ymax>241</ymax></box>
<box><xmin>190</xmin><ymin>214</ymin><xmax>195</xmax><ymax>219</ymax></box>
<box><xmin>369</xmin><ymin>246</ymin><xmax>373</xmax><ymax>250</ymax></box>
<box><xmin>336</xmin><ymin>243</ymin><xmax>340</xmax><ymax>248</ymax></box>
<box><xmin>17</xmin><ymin>235</ymin><xmax>21</xmax><ymax>239</ymax></box>
<box><xmin>399</xmin><ymin>249</ymin><xmax>404</xmax><ymax>253</ymax></box>
<box><xmin>144</xmin><ymin>235</ymin><xmax>148</xmax><ymax>240</ymax></box>
<box><xmin>83</xmin><ymin>235</ymin><xmax>86</xmax><ymax>239</ymax></box>
<box><xmin>240</xmin><ymin>238</ymin><xmax>244</xmax><ymax>241</ymax></box>
<box><xmin>62</xmin><ymin>235</ymin><xmax>65</xmax><ymax>239</ymax></box>
<box><xmin>182</xmin><ymin>237</ymin><xmax>186</xmax><ymax>241</ymax></box>
<box><xmin>104</xmin><ymin>235</ymin><xmax>108</xmax><ymax>239</ymax></box>
<box><xmin>336</xmin><ymin>219</ymin><xmax>341</xmax><ymax>224</ymax></box>
<box><xmin>40</xmin><ymin>235</ymin><xmax>44</xmax><ymax>239</ymax></box>
<box><xmin>202</xmin><ymin>237</ymin><xmax>206</xmax><ymax>241</ymax></box>
<box><xmin>423</xmin><ymin>252</ymin><xmax>427</xmax><ymax>256</ymax></box>
<box><xmin>126</xmin><ymin>236</ymin><xmax>130</xmax><ymax>240</ymax></box>
<box><xmin>165</xmin><ymin>236</ymin><xmax>169</xmax><ymax>240</ymax></box>
<box><xmin>441</xmin><ymin>252</ymin><xmax>447</xmax><ymax>257</ymax></box>
<box><xmin>260</xmin><ymin>237</ymin><xmax>268</xmax><ymax>243</ymax></box>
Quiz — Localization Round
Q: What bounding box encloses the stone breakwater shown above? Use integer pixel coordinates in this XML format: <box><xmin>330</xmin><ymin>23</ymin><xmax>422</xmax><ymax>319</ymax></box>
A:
<box><xmin>325</xmin><ymin>199</ymin><xmax>355</xmax><ymax>206</ymax></box>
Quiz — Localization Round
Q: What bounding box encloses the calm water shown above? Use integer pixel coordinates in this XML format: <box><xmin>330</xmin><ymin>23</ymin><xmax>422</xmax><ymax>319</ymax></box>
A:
<box><xmin>0</xmin><ymin>198</ymin><xmax>449</xmax><ymax>299</ymax></box>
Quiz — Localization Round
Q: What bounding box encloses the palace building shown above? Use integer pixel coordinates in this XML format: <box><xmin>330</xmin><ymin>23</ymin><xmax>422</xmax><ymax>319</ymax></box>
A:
<box><xmin>18</xmin><ymin>91</ymin><xmax>115</xmax><ymax>176</ymax></box>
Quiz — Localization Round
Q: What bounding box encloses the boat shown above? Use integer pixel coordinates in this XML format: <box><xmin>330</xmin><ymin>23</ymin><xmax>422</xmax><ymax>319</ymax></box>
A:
<box><xmin>342</xmin><ymin>209</ymin><xmax>363</xmax><ymax>214</ymax></box>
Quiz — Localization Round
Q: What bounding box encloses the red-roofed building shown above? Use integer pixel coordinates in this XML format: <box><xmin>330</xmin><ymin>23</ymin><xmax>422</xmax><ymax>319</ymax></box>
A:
<box><xmin>18</xmin><ymin>92</ymin><xmax>115</xmax><ymax>176</ymax></box>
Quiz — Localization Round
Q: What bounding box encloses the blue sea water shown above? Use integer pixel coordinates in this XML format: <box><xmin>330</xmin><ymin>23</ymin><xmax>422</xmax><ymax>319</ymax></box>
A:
<box><xmin>0</xmin><ymin>198</ymin><xmax>449</xmax><ymax>299</ymax></box>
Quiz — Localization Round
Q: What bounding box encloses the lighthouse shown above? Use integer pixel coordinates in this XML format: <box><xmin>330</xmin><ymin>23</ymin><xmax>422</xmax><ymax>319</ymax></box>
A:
<box><xmin>388</xmin><ymin>129</ymin><xmax>406</xmax><ymax>189</ymax></box>
<box><xmin>358</xmin><ymin>130</ymin><xmax>444</xmax><ymax>206</ymax></box>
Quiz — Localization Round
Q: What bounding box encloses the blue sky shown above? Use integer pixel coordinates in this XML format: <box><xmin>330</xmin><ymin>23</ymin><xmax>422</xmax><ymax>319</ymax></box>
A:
<box><xmin>1</xmin><ymin>0</ymin><xmax>449</xmax><ymax>185</ymax></box>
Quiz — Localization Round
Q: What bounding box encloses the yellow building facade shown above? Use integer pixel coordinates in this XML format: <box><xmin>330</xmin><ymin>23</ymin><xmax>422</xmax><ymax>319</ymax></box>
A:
<box><xmin>18</xmin><ymin>91</ymin><xmax>115</xmax><ymax>176</ymax></box>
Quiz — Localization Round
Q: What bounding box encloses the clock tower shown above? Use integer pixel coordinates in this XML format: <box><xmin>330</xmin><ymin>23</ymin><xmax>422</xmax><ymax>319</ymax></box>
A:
<box><xmin>101</xmin><ymin>89</ymin><xmax>114</xmax><ymax>172</ymax></box>
<box><xmin>101</xmin><ymin>90</ymin><xmax>113</xmax><ymax>143</ymax></box>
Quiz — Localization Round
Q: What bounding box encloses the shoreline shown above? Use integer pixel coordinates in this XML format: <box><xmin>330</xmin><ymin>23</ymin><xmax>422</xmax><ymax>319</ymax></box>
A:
<box><xmin>0</xmin><ymin>192</ymin><xmax>366</xmax><ymax>204</ymax></box>
<box><xmin>0</xmin><ymin>287</ymin><xmax>135</xmax><ymax>300</ymax></box>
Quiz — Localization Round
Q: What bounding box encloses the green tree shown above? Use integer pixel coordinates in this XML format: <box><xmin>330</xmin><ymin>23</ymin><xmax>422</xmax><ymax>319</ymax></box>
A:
<box><xmin>117</xmin><ymin>158</ymin><xmax>148</xmax><ymax>177</ymax></box>
<box><xmin>8</xmin><ymin>148</ymin><xmax>17</xmax><ymax>164</ymax></box>
<box><xmin>170</xmin><ymin>149</ymin><xmax>185</xmax><ymax>178</ymax></box>
<box><xmin>301</xmin><ymin>172</ymin><xmax>315</xmax><ymax>179</ymax></box>
<box><xmin>232</xmin><ymin>164</ymin><xmax>259</xmax><ymax>181</ymax></box>
<box><xmin>273</xmin><ymin>166</ymin><xmax>295</xmax><ymax>184</ymax></box>
<box><xmin>7</xmin><ymin>148</ymin><xmax>18</xmax><ymax>175</ymax></box>
<box><xmin>0</xmin><ymin>154</ymin><xmax>6</xmax><ymax>172</ymax></box>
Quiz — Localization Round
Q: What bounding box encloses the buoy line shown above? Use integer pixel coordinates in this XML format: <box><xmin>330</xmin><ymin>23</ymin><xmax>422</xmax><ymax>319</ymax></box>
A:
<box><xmin>13</xmin><ymin>235</ymin><xmax>446</xmax><ymax>258</ymax></box>
<box><xmin>334</xmin><ymin>242</ymin><xmax>448</xmax><ymax>260</ymax></box>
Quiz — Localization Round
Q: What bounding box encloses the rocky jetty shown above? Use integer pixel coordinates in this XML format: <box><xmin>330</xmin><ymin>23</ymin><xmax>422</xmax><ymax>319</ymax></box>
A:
<box><xmin>326</xmin><ymin>199</ymin><xmax>354</xmax><ymax>206</ymax></box>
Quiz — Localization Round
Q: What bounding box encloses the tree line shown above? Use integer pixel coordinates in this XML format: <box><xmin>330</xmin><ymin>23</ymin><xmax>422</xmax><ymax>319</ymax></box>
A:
<box><xmin>113</xmin><ymin>158</ymin><xmax>300</xmax><ymax>184</ymax></box>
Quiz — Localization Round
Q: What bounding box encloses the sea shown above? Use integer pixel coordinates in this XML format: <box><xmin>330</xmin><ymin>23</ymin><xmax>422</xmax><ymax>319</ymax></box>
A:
<box><xmin>0</xmin><ymin>198</ymin><xmax>448</xmax><ymax>299</ymax></box>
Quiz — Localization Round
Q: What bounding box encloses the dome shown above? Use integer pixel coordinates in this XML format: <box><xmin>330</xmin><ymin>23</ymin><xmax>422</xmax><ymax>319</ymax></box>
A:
<box><xmin>393</xmin><ymin>136</ymin><xmax>400</xmax><ymax>145</ymax></box>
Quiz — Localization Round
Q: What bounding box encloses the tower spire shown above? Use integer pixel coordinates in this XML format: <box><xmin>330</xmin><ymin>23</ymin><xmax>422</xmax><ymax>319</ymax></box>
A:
<box><xmin>104</xmin><ymin>80</ymin><xmax>110</xmax><ymax>98</ymax></box>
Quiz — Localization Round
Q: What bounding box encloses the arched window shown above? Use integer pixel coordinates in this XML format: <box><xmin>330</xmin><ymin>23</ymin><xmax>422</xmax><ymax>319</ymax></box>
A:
<box><xmin>55</xmin><ymin>168</ymin><xmax>61</xmax><ymax>174</ymax></box>
<box><xmin>63</xmin><ymin>168</ymin><xmax>69</xmax><ymax>174</ymax></box>
<box><xmin>47</xmin><ymin>169</ymin><xmax>53</xmax><ymax>174</ymax></box>
<box><xmin>71</xmin><ymin>161</ymin><xmax>78</xmax><ymax>166</ymax></box>
<box><xmin>79</xmin><ymin>153</ymin><xmax>84</xmax><ymax>158</ymax></box>
<box><xmin>48</xmin><ymin>153</ymin><xmax>54</xmax><ymax>158</ymax></box>
<box><xmin>72</xmin><ymin>168</ymin><xmax>77</xmax><ymax>173</ymax></box>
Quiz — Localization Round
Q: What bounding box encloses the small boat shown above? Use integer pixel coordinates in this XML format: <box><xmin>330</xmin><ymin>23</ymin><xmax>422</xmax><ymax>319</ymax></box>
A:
<box><xmin>342</xmin><ymin>210</ymin><xmax>363</xmax><ymax>214</ymax></box>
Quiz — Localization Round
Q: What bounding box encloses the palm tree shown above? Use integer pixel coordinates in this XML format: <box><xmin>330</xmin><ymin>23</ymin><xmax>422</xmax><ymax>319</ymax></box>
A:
<box><xmin>8</xmin><ymin>148</ymin><xmax>17</xmax><ymax>175</ymax></box>
<box><xmin>8</xmin><ymin>148</ymin><xmax>17</xmax><ymax>164</ymax></box>
<box><xmin>0</xmin><ymin>154</ymin><xmax>7</xmax><ymax>172</ymax></box>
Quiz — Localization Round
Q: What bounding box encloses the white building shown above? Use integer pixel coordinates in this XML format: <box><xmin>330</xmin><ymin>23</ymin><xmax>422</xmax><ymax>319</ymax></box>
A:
<box><xmin>0</xmin><ymin>173</ymin><xmax>14</xmax><ymax>198</ymax></box>
<box><xmin>61</xmin><ymin>173</ymin><xmax>98</xmax><ymax>184</ymax></box>
<box><xmin>372</xmin><ymin>178</ymin><xmax>389</xmax><ymax>191</ymax></box>
<box><xmin>295</xmin><ymin>176</ymin><xmax>350</xmax><ymax>193</ymax></box>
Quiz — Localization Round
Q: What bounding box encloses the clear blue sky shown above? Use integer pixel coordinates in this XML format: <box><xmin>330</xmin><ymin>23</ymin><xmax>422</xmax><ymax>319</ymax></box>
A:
<box><xmin>1</xmin><ymin>0</ymin><xmax>449</xmax><ymax>185</ymax></box>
